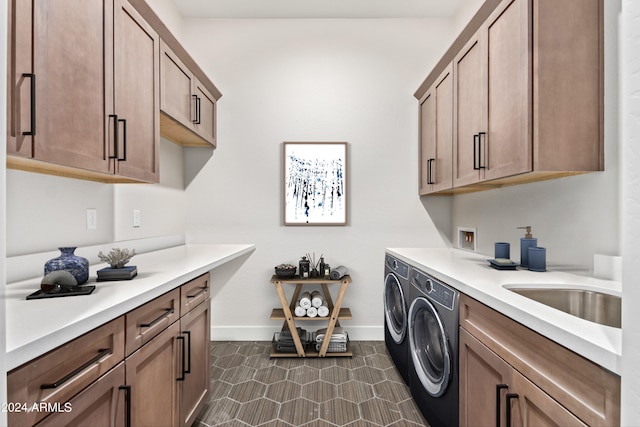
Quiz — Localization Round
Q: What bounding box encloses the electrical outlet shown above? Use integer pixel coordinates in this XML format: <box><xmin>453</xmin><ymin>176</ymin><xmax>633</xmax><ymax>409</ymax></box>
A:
<box><xmin>133</xmin><ymin>209</ymin><xmax>141</xmax><ymax>228</ymax></box>
<box><xmin>86</xmin><ymin>208</ymin><xmax>97</xmax><ymax>230</ymax></box>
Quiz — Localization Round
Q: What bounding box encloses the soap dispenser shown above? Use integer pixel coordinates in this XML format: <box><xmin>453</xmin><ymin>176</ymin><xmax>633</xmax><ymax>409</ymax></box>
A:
<box><xmin>517</xmin><ymin>226</ymin><xmax>537</xmax><ymax>268</ymax></box>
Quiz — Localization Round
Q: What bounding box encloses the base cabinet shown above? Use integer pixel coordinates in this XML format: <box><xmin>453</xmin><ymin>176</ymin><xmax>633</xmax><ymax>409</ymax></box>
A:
<box><xmin>459</xmin><ymin>294</ymin><xmax>620</xmax><ymax>427</ymax></box>
<box><xmin>35</xmin><ymin>363</ymin><xmax>127</xmax><ymax>427</ymax></box>
<box><xmin>7</xmin><ymin>273</ymin><xmax>211</xmax><ymax>427</ymax></box>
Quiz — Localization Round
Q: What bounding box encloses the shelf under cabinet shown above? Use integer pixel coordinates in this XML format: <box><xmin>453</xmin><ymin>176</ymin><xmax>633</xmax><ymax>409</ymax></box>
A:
<box><xmin>270</xmin><ymin>307</ymin><xmax>352</xmax><ymax>321</ymax></box>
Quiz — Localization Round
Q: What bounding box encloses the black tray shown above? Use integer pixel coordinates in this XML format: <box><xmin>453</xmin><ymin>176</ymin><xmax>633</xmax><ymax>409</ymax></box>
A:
<box><xmin>26</xmin><ymin>285</ymin><xmax>96</xmax><ymax>300</ymax></box>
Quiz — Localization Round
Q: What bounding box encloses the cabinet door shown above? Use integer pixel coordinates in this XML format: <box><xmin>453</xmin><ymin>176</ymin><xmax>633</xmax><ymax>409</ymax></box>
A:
<box><xmin>35</xmin><ymin>363</ymin><xmax>127</xmax><ymax>427</ymax></box>
<box><xmin>509</xmin><ymin>370</ymin><xmax>587</xmax><ymax>427</ymax></box>
<box><xmin>193</xmin><ymin>79</ymin><xmax>217</xmax><ymax>147</ymax></box>
<box><xmin>8</xmin><ymin>0</ymin><xmax>112</xmax><ymax>174</ymax></box>
<box><xmin>160</xmin><ymin>40</ymin><xmax>195</xmax><ymax>128</ymax></box>
<box><xmin>484</xmin><ymin>0</ymin><xmax>532</xmax><ymax>180</ymax></box>
<box><xmin>459</xmin><ymin>328</ymin><xmax>513</xmax><ymax>427</ymax></box>
<box><xmin>113</xmin><ymin>0</ymin><xmax>160</xmax><ymax>182</ymax></box>
<box><xmin>179</xmin><ymin>299</ymin><xmax>211</xmax><ymax>427</ymax></box>
<box><xmin>419</xmin><ymin>65</ymin><xmax>453</xmax><ymax>195</ymax></box>
<box><xmin>126</xmin><ymin>321</ymin><xmax>181</xmax><ymax>427</ymax></box>
<box><xmin>453</xmin><ymin>28</ymin><xmax>487</xmax><ymax>187</ymax></box>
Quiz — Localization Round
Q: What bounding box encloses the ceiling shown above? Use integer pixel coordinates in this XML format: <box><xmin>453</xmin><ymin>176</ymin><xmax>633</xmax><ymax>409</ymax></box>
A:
<box><xmin>172</xmin><ymin>0</ymin><xmax>463</xmax><ymax>19</ymax></box>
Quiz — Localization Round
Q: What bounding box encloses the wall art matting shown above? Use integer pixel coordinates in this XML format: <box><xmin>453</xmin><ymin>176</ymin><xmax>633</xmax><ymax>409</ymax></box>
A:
<box><xmin>283</xmin><ymin>142</ymin><xmax>348</xmax><ymax>226</ymax></box>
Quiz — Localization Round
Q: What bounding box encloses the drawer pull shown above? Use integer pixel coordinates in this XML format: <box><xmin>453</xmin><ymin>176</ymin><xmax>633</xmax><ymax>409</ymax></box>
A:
<box><xmin>140</xmin><ymin>308</ymin><xmax>174</xmax><ymax>328</ymax></box>
<box><xmin>40</xmin><ymin>348</ymin><xmax>111</xmax><ymax>389</ymax></box>
<box><xmin>119</xmin><ymin>385</ymin><xmax>131</xmax><ymax>427</ymax></box>
<box><xmin>186</xmin><ymin>287</ymin><xmax>208</xmax><ymax>300</ymax></box>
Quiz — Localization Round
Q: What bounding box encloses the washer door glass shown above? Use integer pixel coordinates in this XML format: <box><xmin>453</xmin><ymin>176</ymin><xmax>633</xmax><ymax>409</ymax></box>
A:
<box><xmin>409</xmin><ymin>297</ymin><xmax>451</xmax><ymax>397</ymax></box>
<box><xmin>384</xmin><ymin>273</ymin><xmax>407</xmax><ymax>344</ymax></box>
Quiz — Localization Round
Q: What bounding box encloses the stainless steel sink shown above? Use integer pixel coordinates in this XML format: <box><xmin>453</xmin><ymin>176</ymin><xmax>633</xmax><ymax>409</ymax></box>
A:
<box><xmin>508</xmin><ymin>288</ymin><xmax>621</xmax><ymax>328</ymax></box>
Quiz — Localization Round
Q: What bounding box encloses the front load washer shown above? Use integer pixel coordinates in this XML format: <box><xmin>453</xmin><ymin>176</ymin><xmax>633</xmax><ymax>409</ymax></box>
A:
<box><xmin>384</xmin><ymin>254</ymin><xmax>411</xmax><ymax>385</ymax></box>
<box><xmin>408</xmin><ymin>267</ymin><xmax>460</xmax><ymax>427</ymax></box>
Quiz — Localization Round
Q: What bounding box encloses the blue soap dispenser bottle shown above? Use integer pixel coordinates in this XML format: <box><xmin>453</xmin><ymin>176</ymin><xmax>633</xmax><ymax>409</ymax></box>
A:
<box><xmin>517</xmin><ymin>226</ymin><xmax>537</xmax><ymax>268</ymax></box>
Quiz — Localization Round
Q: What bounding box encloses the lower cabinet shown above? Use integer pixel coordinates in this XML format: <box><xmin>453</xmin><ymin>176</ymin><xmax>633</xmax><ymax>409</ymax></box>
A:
<box><xmin>126</xmin><ymin>321</ymin><xmax>181</xmax><ymax>427</ymax></box>
<box><xmin>179</xmin><ymin>298</ymin><xmax>211</xmax><ymax>427</ymax></box>
<box><xmin>7</xmin><ymin>273</ymin><xmax>211</xmax><ymax>427</ymax></box>
<box><xmin>459</xmin><ymin>294</ymin><xmax>620</xmax><ymax>427</ymax></box>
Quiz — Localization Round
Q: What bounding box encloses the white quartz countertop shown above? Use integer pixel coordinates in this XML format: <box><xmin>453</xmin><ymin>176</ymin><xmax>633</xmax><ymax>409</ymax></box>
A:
<box><xmin>387</xmin><ymin>247</ymin><xmax>621</xmax><ymax>375</ymax></box>
<box><xmin>5</xmin><ymin>244</ymin><xmax>255</xmax><ymax>371</ymax></box>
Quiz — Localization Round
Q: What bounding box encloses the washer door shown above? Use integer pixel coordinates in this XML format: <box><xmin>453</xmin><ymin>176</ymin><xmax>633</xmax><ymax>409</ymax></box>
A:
<box><xmin>384</xmin><ymin>273</ymin><xmax>407</xmax><ymax>344</ymax></box>
<box><xmin>409</xmin><ymin>296</ymin><xmax>451</xmax><ymax>397</ymax></box>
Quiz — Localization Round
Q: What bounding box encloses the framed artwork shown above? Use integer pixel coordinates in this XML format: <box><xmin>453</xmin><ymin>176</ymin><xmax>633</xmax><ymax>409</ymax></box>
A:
<box><xmin>283</xmin><ymin>142</ymin><xmax>348</xmax><ymax>226</ymax></box>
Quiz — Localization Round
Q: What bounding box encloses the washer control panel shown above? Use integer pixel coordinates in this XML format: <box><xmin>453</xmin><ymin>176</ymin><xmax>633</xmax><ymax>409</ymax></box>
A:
<box><xmin>411</xmin><ymin>268</ymin><xmax>456</xmax><ymax>311</ymax></box>
<box><xmin>385</xmin><ymin>255</ymin><xmax>409</xmax><ymax>279</ymax></box>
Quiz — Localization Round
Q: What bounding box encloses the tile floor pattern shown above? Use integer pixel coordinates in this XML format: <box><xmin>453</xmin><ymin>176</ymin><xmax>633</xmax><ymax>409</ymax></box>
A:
<box><xmin>195</xmin><ymin>341</ymin><xmax>429</xmax><ymax>427</ymax></box>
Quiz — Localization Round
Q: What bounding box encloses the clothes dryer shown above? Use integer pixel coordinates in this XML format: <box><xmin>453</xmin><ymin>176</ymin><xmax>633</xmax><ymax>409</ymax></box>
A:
<box><xmin>383</xmin><ymin>254</ymin><xmax>411</xmax><ymax>385</ymax></box>
<box><xmin>408</xmin><ymin>267</ymin><xmax>460</xmax><ymax>427</ymax></box>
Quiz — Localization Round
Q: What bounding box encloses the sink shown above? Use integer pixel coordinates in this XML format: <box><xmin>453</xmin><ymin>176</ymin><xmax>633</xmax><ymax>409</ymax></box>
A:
<box><xmin>508</xmin><ymin>287</ymin><xmax>621</xmax><ymax>328</ymax></box>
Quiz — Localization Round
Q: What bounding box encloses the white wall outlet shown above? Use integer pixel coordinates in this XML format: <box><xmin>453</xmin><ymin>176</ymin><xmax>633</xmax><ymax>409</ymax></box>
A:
<box><xmin>86</xmin><ymin>208</ymin><xmax>97</xmax><ymax>230</ymax></box>
<box><xmin>133</xmin><ymin>209</ymin><xmax>141</xmax><ymax>228</ymax></box>
<box><xmin>458</xmin><ymin>227</ymin><xmax>477</xmax><ymax>251</ymax></box>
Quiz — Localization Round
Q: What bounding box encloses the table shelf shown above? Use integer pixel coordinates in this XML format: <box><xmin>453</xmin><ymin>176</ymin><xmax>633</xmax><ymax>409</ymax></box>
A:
<box><xmin>269</xmin><ymin>274</ymin><xmax>352</xmax><ymax>358</ymax></box>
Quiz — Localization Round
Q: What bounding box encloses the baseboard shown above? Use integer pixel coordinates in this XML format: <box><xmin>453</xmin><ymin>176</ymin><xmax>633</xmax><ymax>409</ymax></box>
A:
<box><xmin>211</xmin><ymin>325</ymin><xmax>384</xmax><ymax>341</ymax></box>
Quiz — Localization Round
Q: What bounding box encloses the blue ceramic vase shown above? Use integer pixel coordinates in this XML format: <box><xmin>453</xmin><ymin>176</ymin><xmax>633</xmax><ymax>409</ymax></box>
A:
<box><xmin>44</xmin><ymin>247</ymin><xmax>89</xmax><ymax>285</ymax></box>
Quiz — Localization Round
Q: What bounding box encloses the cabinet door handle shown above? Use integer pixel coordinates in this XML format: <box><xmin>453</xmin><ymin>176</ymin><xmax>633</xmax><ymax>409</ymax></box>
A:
<box><xmin>119</xmin><ymin>385</ymin><xmax>131</xmax><ymax>427</ymax></box>
<box><xmin>195</xmin><ymin>96</ymin><xmax>201</xmax><ymax>124</ymax></box>
<box><xmin>427</xmin><ymin>158</ymin><xmax>436</xmax><ymax>185</ymax></box>
<box><xmin>109</xmin><ymin>114</ymin><xmax>119</xmax><ymax>159</ymax></box>
<box><xmin>182</xmin><ymin>330</ymin><xmax>192</xmax><ymax>374</ymax></box>
<box><xmin>140</xmin><ymin>308</ymin><xmax>174</xmax><ymax>328</ymax></box>
<box><xmin>506</xmin><ymin>393</ymin><xmax>519</xmax><ymax>427</ymax></box>
<box><xmin>177</xmin><ymin>335</ymin><xmax>186</xmax><ymax>381</ymax></box>
<box><xmin>478</xmin><ymin>131</ymin><xmax>486</xmax><ymax>169</ymax></box>
<box><xmin>22</xmin><ymin>73</ymin><xmax>36</xmax><ymax>136</ymax></box>
<box><xmin>496</xmin><ymin>384</ymin><xmax>508</xmax><ymax>427</ymax></box>
<box><xmin>473</xmin><ymin>134</ymin><xmax>479</xmax><ymax>170</ymax></box>
<box><xmin>118</xmin><ymin>118</ymin><xmax>127</xmax><ymax>161</ymax></box>
<box><xmin>40</xmin><ymin>348</ymin><xmax>111</xmax><ymax>389</ymax></box>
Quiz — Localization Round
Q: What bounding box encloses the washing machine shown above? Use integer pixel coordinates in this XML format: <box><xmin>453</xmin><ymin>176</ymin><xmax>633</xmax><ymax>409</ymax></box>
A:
<box><xmin>383</xmin><ymin>254</ymin><xmax>411</xmax><ymax>385</ymax></box>
<box><xmin>408</xmin><ymin>267</ymin><xmax>460</xmax><ymax>427</ymax></box>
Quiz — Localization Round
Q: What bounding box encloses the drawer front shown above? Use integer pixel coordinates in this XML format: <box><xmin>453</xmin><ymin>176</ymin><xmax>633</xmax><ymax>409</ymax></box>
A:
<box><xmin>126</xmin><ymin>288</ymin><xmax>180</xmax><ymax>356</ymax></box>
<box><xmin>180</xmin><ymin>273</ymin><xmax>210</xmax><ymax>315</ymax></box>
<box><xmin>8</xmin><ymin>317</ymin><xmax>125</xmax><ymax>426</ymax></box>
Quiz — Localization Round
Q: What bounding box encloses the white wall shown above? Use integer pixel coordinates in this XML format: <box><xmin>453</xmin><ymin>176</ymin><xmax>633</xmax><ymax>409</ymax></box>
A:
<box><xmin>449</xmin><ymin>0</ymin><xmax>620</xmax><ymax>272</ymax></box>
<box><xmin>621</xmin><ymin>0</ymin><xmax>640</xmax><ymax>423</ymax></box>
<box><xmin>178</xmin><ymin>18</ymin><xmax>455</xmax><ymax>339</ymax></box>
<box><xmin>5</xmin><ymin>138</ymin><xmax>185</xmax><ymax>258</ymax></box>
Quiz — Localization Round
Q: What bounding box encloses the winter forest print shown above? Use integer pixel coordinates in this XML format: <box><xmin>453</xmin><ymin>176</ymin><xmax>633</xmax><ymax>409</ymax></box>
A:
<box><xmin>284</xmin><ymin>143</ymin><xmax>347</xmax><ymax>225</ymax></box>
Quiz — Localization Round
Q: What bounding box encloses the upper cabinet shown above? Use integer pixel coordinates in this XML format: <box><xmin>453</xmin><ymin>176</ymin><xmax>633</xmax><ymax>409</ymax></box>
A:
<box><xmin>419</xmin><ymin>64</ymin><xmax>453</xmax><ymax>195</ymax></box>
<box><xmin>417</xmin><ymin>0</ymin><xmax>604</xmax><ymax>195</ymax></box>
<box><xmin>160</xmin><ymin>41</ymin><xmax>217</xmax><ymax>147</ymax></box>
<box><xmin>6</xmin><ymin>0</ymin><xmax>221</xmax><ymax>183</ymax></box>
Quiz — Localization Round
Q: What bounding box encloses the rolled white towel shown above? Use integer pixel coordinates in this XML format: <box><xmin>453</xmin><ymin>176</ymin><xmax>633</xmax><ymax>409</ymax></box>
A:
<box><xmin>306</xmin><ymin>306</ymin><xmax>318</xmax><ymax>318</ymax></box>
<box><xmin>330</xmin><ymin>265</ymin><xmax>348</xmax><ymax>280</ymax></box>
<box><xmin>317</xmin><ymin>302</ymin><xmax>330</xmax><ymax>317</ymax></box>
<box><xmin>299</xmin><ymin>291</ymin><xmax>312</xmax><ymax>309</ymax></box>
<box><xmin>311</xmin><ymin>290</ymin><xmax>323</xmax><ymax>308</ymax></box>
<box><xmin>294</xmin><ymin>304</ymin><xmax>307</xmax><ymax>317</ymax></box>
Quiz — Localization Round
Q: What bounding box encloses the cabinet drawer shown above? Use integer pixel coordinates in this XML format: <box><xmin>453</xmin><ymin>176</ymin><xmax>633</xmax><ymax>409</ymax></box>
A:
<box><xmin>126</xmin><ymin>288</ymin><xmax>180</xmax><ymax>356</ymax></box>
<box><xmin>180</xmin><ymin>273</ymin><xmax>210</xmax><ymax>315</ymax></box>
<box><xmin>8</xmin><ymin>317</ymin><xmax>125</xmax><ymax>426</ymax></box>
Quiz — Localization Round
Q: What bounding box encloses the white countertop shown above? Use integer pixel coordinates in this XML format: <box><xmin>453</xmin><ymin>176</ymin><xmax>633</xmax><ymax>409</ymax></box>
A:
<box><xmin>5</xmin><ymin>244</ymin><xmax>255</xmax><ymax>371</ymax></box>
<box><xmin>387</xmin><ymin>247</ymin><xmax>622</xmax><ymax>375</ymax></box>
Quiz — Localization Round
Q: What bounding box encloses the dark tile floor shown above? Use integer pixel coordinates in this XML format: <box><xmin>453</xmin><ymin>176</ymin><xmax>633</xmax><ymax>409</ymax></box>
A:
<box><xmin>194</xmin><ymin>341</ymin><xmax>429</xmax><ymax>427</ymax></box>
